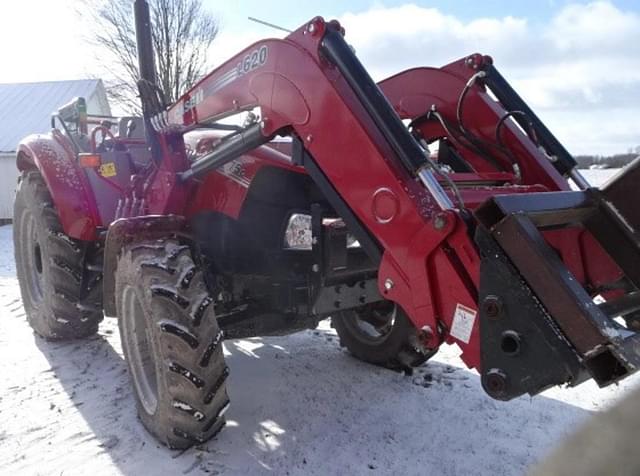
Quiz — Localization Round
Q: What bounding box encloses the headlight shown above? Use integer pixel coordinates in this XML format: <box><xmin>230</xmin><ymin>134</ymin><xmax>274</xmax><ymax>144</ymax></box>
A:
<box><xmin>283</xmin><ymin>213</ymin><xmax>361</xmax><ymax>250</ymax></box>
<box><xmin>284</xmin><ymin>213</ymin><xmax>313</xmax><ymax>249</ymax></box>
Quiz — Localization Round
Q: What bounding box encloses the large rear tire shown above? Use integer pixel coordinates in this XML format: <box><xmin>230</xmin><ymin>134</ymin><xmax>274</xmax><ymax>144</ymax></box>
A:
<box><xmin>115</xmin><ymin>239</ymin><xmax>230</xmax><ymax>449</ymax></box>
<box><xmin>332</xmin><ymin>302</ymin><xmax>435</xmax><ymax>371</ymax></box>
<box><xmin>13</xmin><ymin>171</ymin><xmax>103</xmax><ymax>340</ymax></box>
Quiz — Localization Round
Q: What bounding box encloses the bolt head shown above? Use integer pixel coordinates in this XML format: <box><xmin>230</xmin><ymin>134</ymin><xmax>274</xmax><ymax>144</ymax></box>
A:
<box><xmin>419</xmin><ymin>325</ymin><xmax>435</xmax><ymax>348</ymax></box>
<box><xmin>483</xmin><ymin>295</ymin><xmax>503</xmax><ymax>319</ymax></box>
<box><xmin>312</xmin><ymin>264</ymin><xmax>320</xmax><ymax>272</ymax></box>
<box><xmin>433</xmin><ymin>213</ymin><xmax>448</xmax><ymax>230</ymax></box>
<box><xmin>465</xmin><ymin>54</ymin><xmax>483</xmax><ymax>70</ymax></box>
<box><xmin>384</xmin><ymin>278</ymin><xmax>394</xmax><ymax>291</ymax></box>
<box><xmin>484</xmin><ymin>369</ymin><xmax>508</xmax><ymax>399</ymax></box>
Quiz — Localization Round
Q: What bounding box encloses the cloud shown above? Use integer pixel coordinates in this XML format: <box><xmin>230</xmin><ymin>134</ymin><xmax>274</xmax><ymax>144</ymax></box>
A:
<box><xmin>207</xmin><ymin>2</ymin><xmax>638</xmax><ymax>154</ymax></box>
<box><xmin>338</xmin><ymin>2</ymin><xmax>640</xmax><ymax>155</ymax></box>
<box><xmin>339</xmin><ymin>5</ymin><xmax>529</xmax><ymax>77</ymax></box>
<box><xmin>548</xmin><ymin>1</ymin><xmax>639</xmax><ymax>55</ymax></box>
<box><xmin>0</xmin><ymin>1</ymin><xmax>96</xmax><ymax>82</ymax></box>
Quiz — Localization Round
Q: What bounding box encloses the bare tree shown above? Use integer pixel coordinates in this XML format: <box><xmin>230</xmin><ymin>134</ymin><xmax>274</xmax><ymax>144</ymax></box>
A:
<box><xmin>85</xmin><ymin>0</ymin><xmax>218</xmax><ymax>113</ymax></box>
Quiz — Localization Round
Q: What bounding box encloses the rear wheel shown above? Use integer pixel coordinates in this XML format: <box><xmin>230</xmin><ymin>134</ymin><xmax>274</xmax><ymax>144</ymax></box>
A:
<box><xmin>13</xmin><ymin>171</ymin><xmax>103</xmax><ymax>340</ymax></box>
<box><xmin>116</xmin><ymin>239</ymin><xmax>230</xmax><ymax>449</ymax></box>
<box><xmin>332</xmin><ymin>302</ymin><xmax>435</xmax><ymax>371</ymax></box>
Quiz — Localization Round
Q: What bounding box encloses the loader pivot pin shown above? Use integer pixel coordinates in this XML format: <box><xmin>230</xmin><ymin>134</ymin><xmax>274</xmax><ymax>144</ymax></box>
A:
<box><xmin>484</xmin><ymin>369</ymin><xmax>508</xmax><ymax>399</ymax></box>
<box><xmin>432</xmin><ymin>212</ymin><xmax>448</xmax><ymax>230</ymax></box>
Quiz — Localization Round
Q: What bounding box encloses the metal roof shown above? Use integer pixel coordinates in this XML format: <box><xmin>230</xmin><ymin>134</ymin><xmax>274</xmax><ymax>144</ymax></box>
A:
<box><xmin>0</xmin><ymin>79</ymin><xmax>110</xmax><ymax>152</ymax></box>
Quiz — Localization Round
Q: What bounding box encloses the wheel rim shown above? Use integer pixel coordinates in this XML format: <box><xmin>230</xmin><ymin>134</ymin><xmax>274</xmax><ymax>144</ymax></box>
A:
<box><xmin>122</xmin><ymin>285</ymin><xmax>158</xmax><ymax>415</ymax></box>
<box><xmin>343</xmin><ymin>303</ymin><xmax>397</xmax><ymax>344</ymax></box>
<box><xmin>21</xmin><ymin>210</ymin><xmax>44</xmax><ymax>305</ymax></box>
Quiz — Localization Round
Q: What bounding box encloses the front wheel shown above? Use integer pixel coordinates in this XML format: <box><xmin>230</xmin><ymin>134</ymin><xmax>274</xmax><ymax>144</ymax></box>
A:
<box><xmin>332</xmin><ymin>302</ymin><xmax>435</xmax><ymax>371</ymax></box>
<box><xmin>115</xmin><ymin>239</ymin><xmax>230</xmax><ymax>449</ymax></box>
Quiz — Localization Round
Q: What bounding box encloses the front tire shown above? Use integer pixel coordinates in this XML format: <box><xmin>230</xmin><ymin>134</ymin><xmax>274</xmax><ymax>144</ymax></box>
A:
<box><xmin>116</xmin><ymin>239</ymin><xmax>230</xmax><ymax>449</ymax></box>
<box><xmin>332</xmin><ymin>302</ymin><xmax>435</xmax><ymax>371</ymax></box>
<box><xmin>13</xmin><ymin>171</ymin><xmax>103</xmax><ymax>340</ymax></box>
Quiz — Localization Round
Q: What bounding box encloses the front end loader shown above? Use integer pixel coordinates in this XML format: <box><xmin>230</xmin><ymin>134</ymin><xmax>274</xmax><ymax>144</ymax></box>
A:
<box><xmin>13</xmin><ymin>0</ymin><xmax>640</xmax><ymax>449</ymax></box>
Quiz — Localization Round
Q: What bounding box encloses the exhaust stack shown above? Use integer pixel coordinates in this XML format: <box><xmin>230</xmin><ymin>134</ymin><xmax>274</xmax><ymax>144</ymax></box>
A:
<box><xmin>134</xmin><ymin>0</ymin><xmax>156</xmax><ymax>86</ymax></box>
<box><xmin>133</xmin><ymin>0</ymin><xmax>161</xmax><ymax>156</ymax></box>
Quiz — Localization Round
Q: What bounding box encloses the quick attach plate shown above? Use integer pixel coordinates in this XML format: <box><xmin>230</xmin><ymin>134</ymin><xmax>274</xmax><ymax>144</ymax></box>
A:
<box><xmin>475</xmin><ymin>227</ymin><xmax>589</xmax><ymax>400</ymax></box>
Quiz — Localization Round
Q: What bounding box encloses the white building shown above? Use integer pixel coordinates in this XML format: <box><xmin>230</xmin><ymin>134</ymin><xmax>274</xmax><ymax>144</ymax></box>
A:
<box><xmin>0</xmin><ymin>79</ymin><xmax>111</xmax><ymax>219</ymax></box>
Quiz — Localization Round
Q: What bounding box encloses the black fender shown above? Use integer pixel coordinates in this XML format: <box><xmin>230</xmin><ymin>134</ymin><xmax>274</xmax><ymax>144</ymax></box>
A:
<box><xmin>102</xmin><ymin>215</ymin><xmax>187</xmax><ymax>316</ymax></box>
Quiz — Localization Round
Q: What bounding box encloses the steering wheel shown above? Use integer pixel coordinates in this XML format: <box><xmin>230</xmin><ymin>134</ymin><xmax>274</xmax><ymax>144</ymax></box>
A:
<box><xmin>90</xmin><ymin>126</ymin><xmax>117</xmax><ymax>153</ymax></box>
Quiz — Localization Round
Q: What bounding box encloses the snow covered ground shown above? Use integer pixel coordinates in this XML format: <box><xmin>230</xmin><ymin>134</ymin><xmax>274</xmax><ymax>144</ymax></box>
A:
<box><xmin>2</xmin><ymin>168</ymin><xmax>638</xmax><ymax>476</ymax></box>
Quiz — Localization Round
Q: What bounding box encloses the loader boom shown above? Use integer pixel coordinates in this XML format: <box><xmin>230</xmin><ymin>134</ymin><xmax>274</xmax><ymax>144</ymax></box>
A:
<box><xmin>154</xmin><ymin>19</ymin><xmax>480</xmax><ymax>358</ymax></box>
<box><xmin>140</xmin><ymin>16</ymin><xmax>640</xmax><ymax>397</ymax></box>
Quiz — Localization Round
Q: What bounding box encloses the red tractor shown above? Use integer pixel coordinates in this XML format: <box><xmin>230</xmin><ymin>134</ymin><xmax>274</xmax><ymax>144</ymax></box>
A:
<box><xmin>13</xmin><ymin>1</ymin><xmax>640</xmax><ymax>449</ymax></box>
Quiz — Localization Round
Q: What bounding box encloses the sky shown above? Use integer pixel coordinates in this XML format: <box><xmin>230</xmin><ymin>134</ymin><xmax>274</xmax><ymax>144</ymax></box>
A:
<box><xmin>1</xmin><ymin>0</ymin><xmax>639</xmax><ymax>155</ymax></box>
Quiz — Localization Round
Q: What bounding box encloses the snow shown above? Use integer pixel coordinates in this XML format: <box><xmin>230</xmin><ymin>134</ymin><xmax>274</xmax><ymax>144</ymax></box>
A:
<box><xmin>579</xmin><ymin>168</ymin><xmax>620</xmax><ymax>186</ymax></box>
<box><xmin>2</xmin><ymin>169</ymin><xmax>639</xmax><ymax>475</ymax></box>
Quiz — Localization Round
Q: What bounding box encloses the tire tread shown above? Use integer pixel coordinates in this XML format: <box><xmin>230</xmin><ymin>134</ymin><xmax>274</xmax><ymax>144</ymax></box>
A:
<box><xmin>116</xmin><ymin>239</ymin><xmax>229</xmax><ymax>449</ymax></box>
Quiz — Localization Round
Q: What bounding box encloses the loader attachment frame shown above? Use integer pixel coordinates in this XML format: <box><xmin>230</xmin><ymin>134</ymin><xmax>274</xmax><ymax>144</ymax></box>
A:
<box><xmin>475</xmin><ymin>161</ymin><xmax>640</xmax><ymax>398</ymax></box>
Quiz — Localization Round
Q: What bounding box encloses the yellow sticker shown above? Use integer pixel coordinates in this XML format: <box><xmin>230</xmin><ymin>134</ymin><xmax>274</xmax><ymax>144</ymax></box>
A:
<box><xmin>99</xmin><ymin>162</ymin><xmax>117</xmax><ymax>177</ymax></box>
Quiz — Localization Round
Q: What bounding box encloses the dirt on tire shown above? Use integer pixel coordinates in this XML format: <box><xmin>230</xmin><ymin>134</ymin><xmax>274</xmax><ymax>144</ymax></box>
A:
<box><xmin>115</xmin><ymin>239</ymin><xmax>230</xmax><ymax>449</ymax></box>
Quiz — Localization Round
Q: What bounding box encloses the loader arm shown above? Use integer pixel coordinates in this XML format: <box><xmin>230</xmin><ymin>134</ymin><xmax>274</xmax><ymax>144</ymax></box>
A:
<box><xmin>159</xmin><ymin>18</ymin><xmax>482</xmax><ymax>367</ymax></box>
<box><xmin>377</xmin><ymin>64</ymin><xmax>570</xmax><ymax>191</ymax></box>
<box><xmin>155</xmin><ymin>17</ymin><xmax>640</xmax><ymax>399</ymax></box>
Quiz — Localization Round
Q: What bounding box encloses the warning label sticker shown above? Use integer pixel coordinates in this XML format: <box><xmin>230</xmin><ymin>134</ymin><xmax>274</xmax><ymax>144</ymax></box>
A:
<box><xmin>450</xmin><ymin>303</ymin><xmax>477</xmax><ymax>344</ymax></box>
<box><xmin>99</xmin><ymin>162</ymin><xmax>117</xmax><ymax>178</ymax></box>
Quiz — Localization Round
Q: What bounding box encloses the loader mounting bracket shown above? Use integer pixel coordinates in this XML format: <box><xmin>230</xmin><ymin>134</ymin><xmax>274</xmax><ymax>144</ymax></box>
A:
<box><xmin>476</xmin><ymin>228</ymin><xmax>589</xmax><ymax>400</ymax></box>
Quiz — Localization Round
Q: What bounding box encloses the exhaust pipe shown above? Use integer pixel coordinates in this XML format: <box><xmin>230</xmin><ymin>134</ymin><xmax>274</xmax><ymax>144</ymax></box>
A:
<box><xmin>134</xmin><ymin>0</ymin><xmax>156</xmax><ymax>86</ymax></box>
<box><xmin>133</xmin><ymin>0</ymin><xmax>161</xmax><ymax>157</ymax></box>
